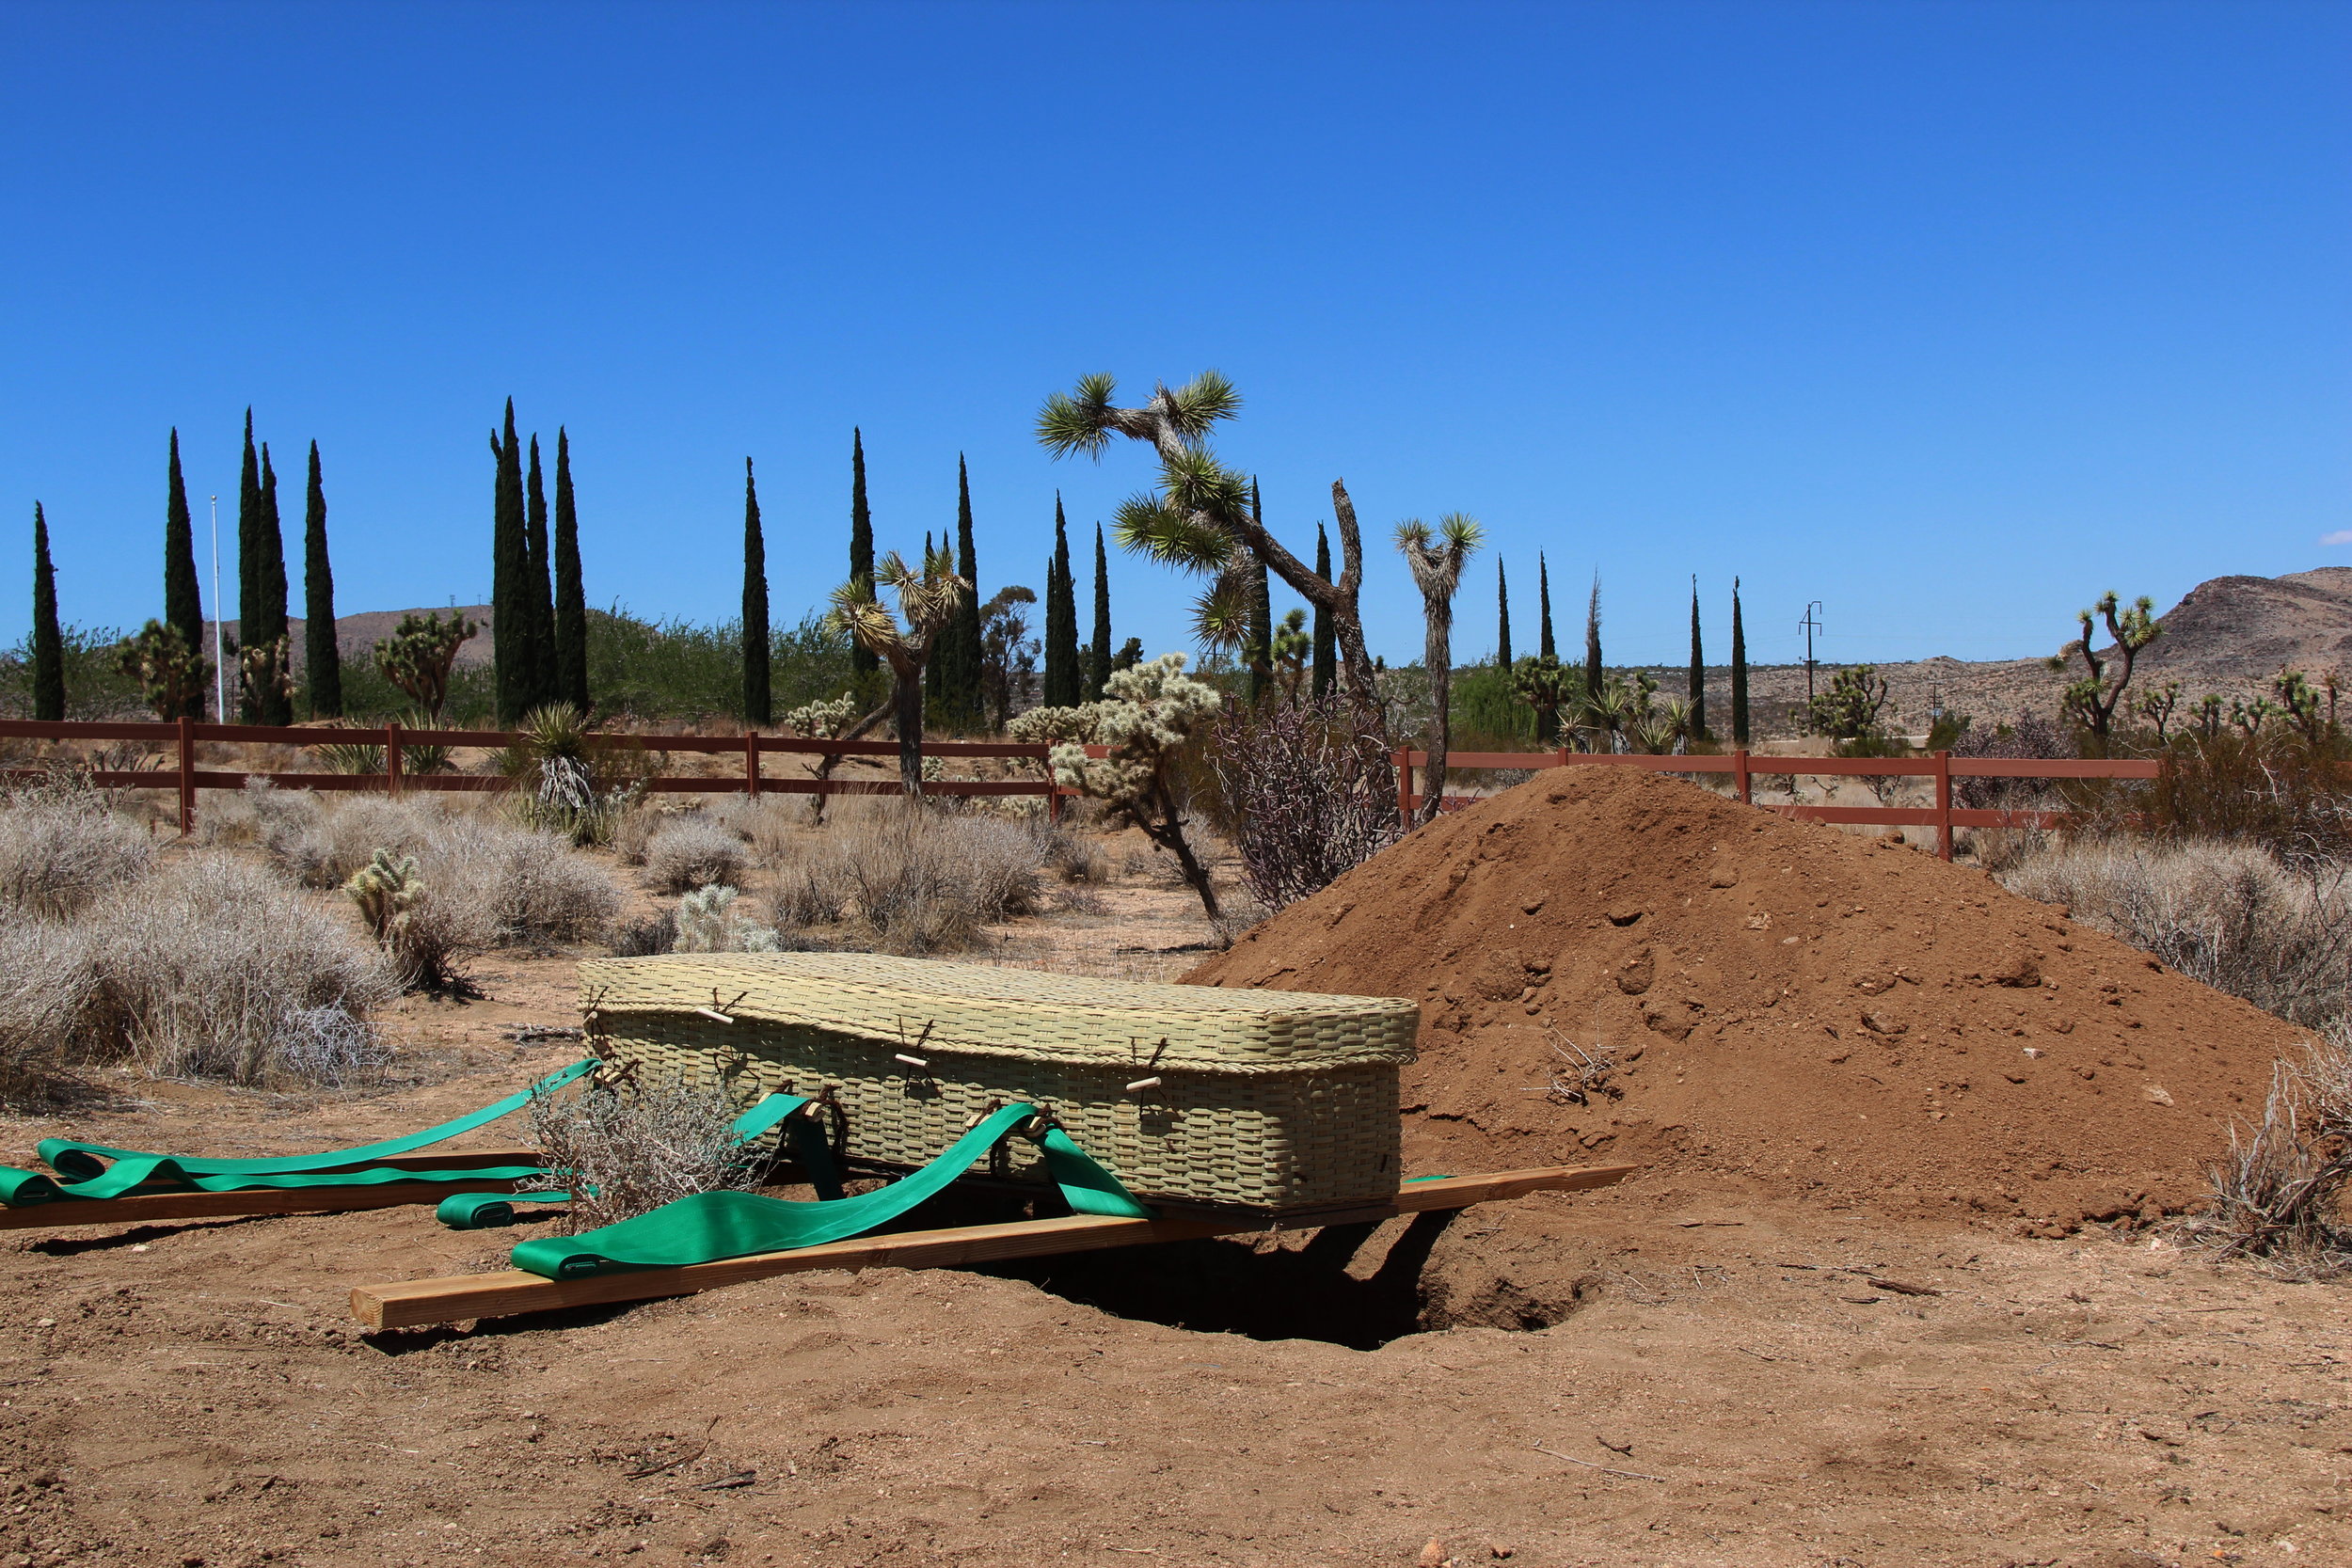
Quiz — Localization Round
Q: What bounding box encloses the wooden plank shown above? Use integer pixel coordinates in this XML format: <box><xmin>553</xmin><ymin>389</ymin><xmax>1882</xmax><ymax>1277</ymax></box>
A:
<box><xmin>349</xmin><ymin>1163</ymin><xmax>1638</xmax><ymax>1331</ymax></box>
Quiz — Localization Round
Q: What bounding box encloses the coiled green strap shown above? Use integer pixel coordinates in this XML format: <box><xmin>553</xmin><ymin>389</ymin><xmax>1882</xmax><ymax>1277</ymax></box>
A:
<box><xmin>511</xmin><ymin>1105</ymin><xmax>1152</xmax><ymax>1280</ymax></box>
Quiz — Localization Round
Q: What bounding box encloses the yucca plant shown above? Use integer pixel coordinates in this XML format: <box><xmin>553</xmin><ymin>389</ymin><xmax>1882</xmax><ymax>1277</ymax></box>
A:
<box><xmin>1394</xmin><ymin>513</ymin><xmax>1482</xmax><ymax>824</ymax></box>
<box><xmin>497</xmin><ymin>703</ymin><xmax>646</xmax><ymax>846</ymax></box>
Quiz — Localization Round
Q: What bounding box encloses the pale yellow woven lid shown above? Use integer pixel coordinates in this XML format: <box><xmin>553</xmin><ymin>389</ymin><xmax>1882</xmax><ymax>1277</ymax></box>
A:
<box><xmin>579</xmin><ymin>952</ymin><xmax>1419</xmax><ymax>1075</ymax></box>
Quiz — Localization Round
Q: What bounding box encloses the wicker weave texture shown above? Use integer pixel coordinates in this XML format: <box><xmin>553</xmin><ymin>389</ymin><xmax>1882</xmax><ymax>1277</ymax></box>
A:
<box><xmin>578</xmin><ymin>954</ymin><xmax>1416</xmax><ymax>1209</ymax></box>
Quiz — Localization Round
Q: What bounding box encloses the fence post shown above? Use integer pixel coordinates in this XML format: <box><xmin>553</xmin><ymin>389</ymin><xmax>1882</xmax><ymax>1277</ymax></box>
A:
<box><xmin>386</xmin><ymin>720</ymin><xmax>404</xmax><ymax>799</ymax></box>
<box><xmin>1734</xmin><ymin>747</ymin><xmax>1752</xmax><ymax>806</ymax></box>
<box><xmin>744</xmin><ymin>732</ymin><xmax>761</xmax><ymax>797</ymax></box>
<box><xmin>176</xmin><ymin>713</ymin><xmax>196</xmax><ymax>836</ymax></box>
<box><xmin>1933</xmin><ymin>748</ymin><xmax>1954</xmax><ymax>862</ymax></box>
<box><xmin>1393</xmin><ymin>748</ymin><xmax>1412</xmax><ymax>818</ymax></box>
<box><xmin>1047</xmin><ymin>784</ymin><xmax>1064</xmax><ymax>826</ymax></box>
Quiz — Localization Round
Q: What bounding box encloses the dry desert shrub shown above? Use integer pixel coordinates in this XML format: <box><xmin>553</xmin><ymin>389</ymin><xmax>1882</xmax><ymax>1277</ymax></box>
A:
<box><xmin>0</xmin><ymin>915</ymin><xmax>106</xmax><ymax>1101</ymax></box>
<box><xmin>1997</xmin><ymin>835</ymin><xmax>2352</xmax><ymax>1031</ymax></box>
<box><xmin>425</xmin><ymin>815</ymin><xmax>622</xmax><ymax>949</ymax></box>
<box><xmin>2180</xmin><ymin>1025</ymin><xmax>2352</xmax><ymax>1277</ymax></box>
<box><xmin>644</xmin><ymin>816</ymin><xmax>749</xmax><ymax>893</ymax></box>
<box><xmin>528</xmin><ymin>1076</ymin><xmax>768</xmax><ymax>1230</ymax></box>
<box><xmin>92</xmin><ymin>852</ymin><xmax>397</xmax><ymax>1085</ymax></box>
<box><xmin>233</xmin><ymin>789</ymin><xmax>620</xmax><ymax>954</ymax></box>
<box><xmin>771</xmin><ymin>800</ymin><xmax>1041</xmax><ymax>951</ymax></box>
<box><xmin>0</xmin><ymin>778</ymin><xmax>157</xmax><ymax>917</ymax></box>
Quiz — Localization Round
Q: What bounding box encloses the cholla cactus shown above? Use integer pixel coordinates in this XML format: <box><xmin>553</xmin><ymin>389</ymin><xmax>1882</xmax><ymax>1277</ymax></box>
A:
<box><xmin>781</xmin><ymin>692</ymin><xmax>863</xmax><ymax>739</ymax></box>
<box><xmin>344</xmin><ymin>848</ymin><xmax>422</xmax><ymax>943</ymax></box>
<box><xmin>1034</xmin><ymin>654</ymin><xmax>1225</xmax><ymax>919</ymax></box>
<box><xmin>673</xmin><ymin>884</ymin><xmax>783</xmax><ymax>954</ymax></box>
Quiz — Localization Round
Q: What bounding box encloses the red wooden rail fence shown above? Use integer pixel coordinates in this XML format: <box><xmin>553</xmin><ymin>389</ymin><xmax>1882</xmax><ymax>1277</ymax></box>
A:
<box><xmin>1</xmin><ymin>719</ymin><xmax>2162</xmax><ymax>855</ymax></box>
<box><xmin>0</xmin><ymin>718</ymin><xmax>1070</xmax><ymax>833</ymax></box>
<box><xmin>1395</xmin><ymin>747</ymin><xmax>2162</xmax><ymax>861</ymax></box>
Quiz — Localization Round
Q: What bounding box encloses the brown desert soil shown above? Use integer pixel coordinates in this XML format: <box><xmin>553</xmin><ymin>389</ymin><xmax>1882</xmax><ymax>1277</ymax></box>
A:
<box><xmin>1185</xmin><ymin>768</ymin><xmax>2304</xmax><ymax>1232</ymax></box>
<box><xmin>2</xmin><ymin>800</ymin><xmax>2347</xmax><ymax>1567</ymax></box>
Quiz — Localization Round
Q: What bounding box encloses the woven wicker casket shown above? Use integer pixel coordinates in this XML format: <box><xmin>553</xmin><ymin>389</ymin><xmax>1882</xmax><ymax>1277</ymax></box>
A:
<box><xmin>577</xmin><ymin>953</ymin><xmax>1421</xmax><ymax>1211</ymax></box>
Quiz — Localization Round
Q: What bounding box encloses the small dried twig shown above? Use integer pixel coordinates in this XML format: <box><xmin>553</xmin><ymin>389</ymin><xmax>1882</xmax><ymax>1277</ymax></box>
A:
<box><xmin>627</xmin><ymin>1416</ymin><xmax>720</xmax><ymax>1480</ymax></box>
<box><xmin>1866</xmin><ymin>1277</ymin><xmax>1944</xmax><ymax>1297</ymax></box>
<box><xmin>1532</xmin><ymin>1443</ymin><xmax>1668</xmax><ymax>1483</ymax></box>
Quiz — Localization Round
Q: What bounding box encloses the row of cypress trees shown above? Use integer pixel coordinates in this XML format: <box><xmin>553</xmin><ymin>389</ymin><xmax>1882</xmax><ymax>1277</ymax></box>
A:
<box><xmin>26</xmin><ymin>418</ymin><xmax>351</xmax><ymax>722</ymax></box>
<box><xmin>1489</xmin><ymin>555</ymin><xmax>1753</xmax><ymax>744</ymax></box>
<box><xmin>489</xmin><ymin>402</ymin><xmax>589</xmax><ymax>722</ymax></box>
<box><xmin>741</xmin><ymin>436</ymin><xmax>1123</xmax><ymax>729</ymax></box>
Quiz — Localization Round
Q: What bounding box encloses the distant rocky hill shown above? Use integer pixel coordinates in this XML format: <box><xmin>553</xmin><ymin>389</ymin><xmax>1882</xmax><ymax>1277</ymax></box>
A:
<box><xmin>205</xmin><ymin>606</ymin><xmax>495</xmax><ymax>672</ymax></box>
<box><xmin>1678</xmin><ymin>566</ymin><xmax>2352</xmax><ymax>736</ymax></box>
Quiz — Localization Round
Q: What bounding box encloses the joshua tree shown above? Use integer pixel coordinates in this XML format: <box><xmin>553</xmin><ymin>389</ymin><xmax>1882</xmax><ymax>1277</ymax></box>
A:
<box><xmin>373</xmin><ymin>610</ymin><xmax>478</xmax><ymax>721</ymax></box>
<box><xmin>1804</xmin><ymin>665</ymin><xmax>1892</xmax><ymax>741</ymax></box>
<box><xmin>826</xmin><ymin>544</ymin><xmax>970</xmax><ymax>796</ymax></box>
<box><xmin>1510</xmin><ymin>654</ymin><xmax>1580</xmax><ymax>743</ymax></box>
<box><xmin>116</xmin><ymin>620</ymin><xmax>212</xmax><ymax>721</ymax></box>
<box><xmin>2273</xmin><ymin>669</ymin><xmax>2339</xmax><ymax>744</ymax></box>
<box><xmin>978</xmin><ymin>584</ymin><xmax>1040</xmax><ymax>732</ymax></box>
<box><xmin>1034</xmin><ymin>372</ymin><xmax>1381</xmax><ymax>713</ymax></box>
<box><xmin>2048</xmin><ymin>591</ymin><xmax>2160</xmax><ymax>747</ymax></box>
<box><xmin>2137</xmin><ymin>680</ymin><xmax>2182</xmax><ymax>742</ymax></box>
<box><xmin>1269</xmin><ymin>608</ymin><xmax>1311</xmax><ymax>703</ymax></box>
<box><xmin>1393</xmin><ymin>514</ymin><xmax>1483</xmax><ymax>823</ymax></box>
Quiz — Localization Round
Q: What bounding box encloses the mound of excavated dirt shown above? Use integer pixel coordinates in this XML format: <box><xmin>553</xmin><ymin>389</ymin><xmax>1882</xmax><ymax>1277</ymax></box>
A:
<box><xmin>1184</xmin><ymin>768</ymin><xmax>2305</xmax><ymax>1230</ymax></box>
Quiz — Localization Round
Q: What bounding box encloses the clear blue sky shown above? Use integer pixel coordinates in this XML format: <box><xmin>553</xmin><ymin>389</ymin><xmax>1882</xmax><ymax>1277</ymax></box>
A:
<box><xmin>2</xmin><ymin>0</ymin><xmax>2344</xmax><ymax>672</ymax></box>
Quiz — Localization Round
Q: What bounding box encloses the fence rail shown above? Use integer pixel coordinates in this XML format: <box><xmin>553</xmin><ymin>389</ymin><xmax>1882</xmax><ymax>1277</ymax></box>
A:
<box><xmin>1394</xmin><ymin>746</ymin><xmax>2162</xmax><ymax>861</ymax></box>
<box><xmin>0</xmin><ymin>717</ymin><xmax>1068</xmax><ymax>832</ymax></box>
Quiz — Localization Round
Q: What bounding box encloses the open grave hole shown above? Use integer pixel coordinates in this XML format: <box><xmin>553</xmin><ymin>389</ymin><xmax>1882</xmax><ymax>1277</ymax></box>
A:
<box><xmin>979</xmin><ymin>1209</ymin><xmax>1596</xmax><ymax>1350</ymax></box>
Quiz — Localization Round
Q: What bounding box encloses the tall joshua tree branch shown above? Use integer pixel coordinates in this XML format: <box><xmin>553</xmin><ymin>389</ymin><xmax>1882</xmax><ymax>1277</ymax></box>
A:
<box><xmin>1394</xmin><ymin>513</ymin><xmax>1482</xmax><ymax>825</ymax></box>
<box><xmin>1035</xmin><ymin>372</ymin><xmax>1380</xmax><ymax>709</ymax></box>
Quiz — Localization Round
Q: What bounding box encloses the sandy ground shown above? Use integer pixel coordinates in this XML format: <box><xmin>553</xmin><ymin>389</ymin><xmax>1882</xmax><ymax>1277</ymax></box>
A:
<box><xmin>2</xmin><ymin>858</ymin><xmax>2347</xmax><ymax>1568</ymax></box>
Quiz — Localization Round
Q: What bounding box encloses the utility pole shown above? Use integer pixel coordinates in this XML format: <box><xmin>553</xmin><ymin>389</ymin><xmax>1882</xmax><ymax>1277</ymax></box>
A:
<box><xmin>1799</xmin><ymin>600</ymin><xmax>1823</xmax><ymax>701</ymax></box>
<box><xmin>209</xmin><ymin>495</ymin><xmax>226</xmax><ymax>721</ymax></box>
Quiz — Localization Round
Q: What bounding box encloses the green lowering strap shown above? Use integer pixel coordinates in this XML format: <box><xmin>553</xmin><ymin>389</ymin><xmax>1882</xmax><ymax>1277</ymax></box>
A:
<box><xmin>27</xmin><ymin>1057</ymin><xmax>600</xmax><ymax>1186</ymax></box>
<box><xmin>437</xmin><ymin>1093</ymin><xmax>845</xmax><ymax>1230</ymax></box>
<box><xmin>0</xmin><ymin>1160</ymin><xmax>550</xmax><ymax>1207</ymax></box>
<box><xmin>512</xmin><ymin>1104</ymin><xmax>1152</xmax><ymax>1280</ymax></box>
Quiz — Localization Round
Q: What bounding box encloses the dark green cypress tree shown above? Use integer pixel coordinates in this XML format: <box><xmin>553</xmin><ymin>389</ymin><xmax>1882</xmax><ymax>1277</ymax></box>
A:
<box><xmin>1687</xmin><ymin>575</ymin><xmax>1706</xmax><ymax>740</ymax></box>
<box><xmin>925</xmin><ymin>531</ymin><xmax>944</xmax><ymax>710</ymax></box>
<box><xmin>1496</xmin><ymin>558</ymin><xmax>1512</xmax><ymax>669</ymax></box>
<box><xmin>1730</xmin><ymin>577</ymin><xmax>1750</xmax><ymax>746</ymax></box>
<box><xmin>1311</xmin><ymin>524</ymin><xmax>1335</xmax><ymax>699</ymax></box>
<box><xmin>951</xmin><ymin>454</ymin><xmax>981</xmax><ymax>729</ymax></box>
<box><xmin>1244</xmin><ymin>480</ymin><xmax>1272</xmax><ymax>705</ymax></box>
<box><xmin>29</xmin><ymin>503</ymin><xmax>63</xmax><ymax>721</ymax></box>
<box><xmin>254</xmin><ymin>443</ymin><xmax>292</xmax><ymax>724</ymax></box>
<box><xmin>1582</xmin><ymin>572</ymin><xmax>1603</xmax><ymax>704</ymax></box>
<box><xmin>849</xmin><ymin>428</ymin><xmax>876</xmax><ymax>679</ymax></box>
<box><xmin>1535</xmin><ymin>553</ymin><xmax>1557</xmax><ymax>744</ymax></box>
<box><xmin>1045</xmin><ymin>499</ymin><xmax>1080</xmax><ymax>706</ymax></box>
<box><xmin>553</xmin><ymin>428</ymin><xmax>589</xmax><ymax>712</ymax></box>
<box><xmin>236</xmin><ymin>410</ymin><xmax>261</xmax><ymax>718</ymax></box>
<box><xmin>303</xmin><ymin>441</ymin><xmax>342</xmax><ymax>718</ymax></box>
<box><xmin>525</xmin><ymin>435</ymin><xmax>557</xmax><ymax>708</ymax></box>
<box><xmin>163</xmin><ymin>428</ymin><xmax>205</xmax><ymax>718</ymax></box>
<box><xmin>490</xmin><ymin>401</ymin><xmax>531</xmax><ymax>724</ymax></box>
<box><xmin>1086</xmin><ymin>523</ymin><xmax>1111</xmax><ymax>701</ymax></box>
<box><xmin>1537</xmin><ymin>554</ymin><xmax>1555</xmax><ymax>657</ymax></box>
<box><xmin>742</xmin><ymin>457</ymin><xmax>771</xmax><ymax>725</ymax></box>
